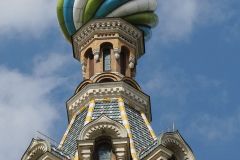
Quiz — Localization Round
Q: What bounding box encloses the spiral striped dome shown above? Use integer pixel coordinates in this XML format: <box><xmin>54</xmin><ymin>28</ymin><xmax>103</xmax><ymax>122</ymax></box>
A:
<box><xmin>57</xmin><ymin>0</ymin><xmax>158</xmax><ymax>42</ymax></box>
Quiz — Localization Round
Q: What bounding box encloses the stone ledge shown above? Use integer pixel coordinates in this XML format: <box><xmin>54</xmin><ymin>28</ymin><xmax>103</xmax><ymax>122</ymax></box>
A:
<box><xmin>67</xmin><ymin>81</ymin><xmax>151</xmax><ymax>122</ymax></box>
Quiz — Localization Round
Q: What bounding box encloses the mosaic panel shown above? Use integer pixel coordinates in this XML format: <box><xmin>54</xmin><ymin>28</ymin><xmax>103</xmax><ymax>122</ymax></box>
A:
<box><xmin>125</xmin><ymin>105</ymin><xmax>154</xmax><ymax>152</ymax></box>
<box><xmin>61</xmin><ymin>109</ymin><xmax>87</xmax><ymax>156</ymax></box>
<box><xmin>92</xmin><ymin>101</ymin><xmax>122</xmax><ymax>123</ymax></box>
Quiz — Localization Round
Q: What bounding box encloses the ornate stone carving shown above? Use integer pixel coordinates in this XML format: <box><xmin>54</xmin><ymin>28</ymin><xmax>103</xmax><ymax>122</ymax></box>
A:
<box><xmin>113</xmin><ymin>48</ymin><xmax>121</xmax><ymax>59</ymax></box>
<box><xmin>78</xmin><ymin>140</ymin><xmax>94</xmax><ymax>160</ymax></box>
<box><xmin>79</xmin><ymin>115</ymin><xmax>128</xmax><ymax>141</ymax></box>
<box><xmin>81</xmin><ymin>61</ymin><xmax>87</xmax><ymax>76</ymax></box>
<box><xmin>141</xmin><ymin>145</ymin><xmax>173</xmax><ymax>160</ymax></box>
<box><xmin>22</xmin><ymin>139</ymin><xmax>50</xmax><ymax>160</ymax></box>
<box><xmin>67</xmin><ymin>81</ymin><xmax>151</xmax><ymax>122</ymax></box>
<box><xmin>129</xmin><ymin>56</ymin><xmax>135</xmax><ymax>69</ymax></box>
<box><xmin>93</xmin><ymin>48</ymin><xmax>100</xmax><ymax>61</ymax></box>
<box><xmin>78</xmin><ymin>116</ymin><xmax>130</xmax><ymax>160</ymax></box>
<box><xmin>72</xmin><ymin>18</ymin><xmax>144</xmax><ymax>61</ymax></box>
<box><xmin>160</xmin><ymin>132</ymin><xmax>196</xmax><ymax>160</ymax></box>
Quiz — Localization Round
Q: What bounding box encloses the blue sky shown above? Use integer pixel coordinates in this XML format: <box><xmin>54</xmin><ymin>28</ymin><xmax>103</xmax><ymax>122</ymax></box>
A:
<box><xmin>0</xmin><ymin>0</ymin><xmax>239</xmax><ymax>159</ymax></box>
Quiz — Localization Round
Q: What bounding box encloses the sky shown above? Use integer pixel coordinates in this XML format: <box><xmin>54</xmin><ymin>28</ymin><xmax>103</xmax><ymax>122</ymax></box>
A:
<box><xmin>0</xmin><ymin>0</ymin><xmax>239</xmax><ymax>159</ymax></box>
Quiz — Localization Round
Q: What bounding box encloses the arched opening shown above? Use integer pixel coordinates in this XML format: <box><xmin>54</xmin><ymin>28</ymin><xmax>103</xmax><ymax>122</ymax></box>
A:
<box><xmin>75</xmin><ymin>80</ymin><xmax>92</xmax><ymax>93</ymax></box>
<box><xmin>98</xmin><ymin>78</ymin><xmax>115</xmax><ymax>83</ymax></box>
<box><xmin>100</xmin><ymin>42</ymin><xmax>113</xmax><ymax>72</ymax></box>
<box><xmin>120</xmin><ymin>46</ymin><xmax>130</xmax><ymax>76</ymax></box>
<box><xmin>84</xmin><ymin>48</ymin><xmax>94</xmax><ymax>78</ymax></box>
<box><xmin>103</xmin><ymin>48</ymin><xmax>111</xmax><ymax>71</ymax></box>
<box><xmin>164</xmin><ymin>142</ymin><xmax>185</xmax><ymax>160</ymax></box>
<box><xmin>94</xmin><ymin>137</ymin><xmax>116</xmax><ymax>160</ymax></box>
<box><xmin>123</xmin><ymin>79</ymin><xmax>141</xmax><ymax>90</ymax></box>
<box><xmin>93</xmin><ymin>73</ymin><xmax>121</xmax><ymax>83</ymax></box>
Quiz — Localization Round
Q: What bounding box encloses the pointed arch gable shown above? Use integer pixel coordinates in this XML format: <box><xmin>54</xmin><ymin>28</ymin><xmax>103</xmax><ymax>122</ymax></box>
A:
<box><xmin>79</xmin><ymin>115</ymin><xmax>128</xmax><ymax>141</ymax></box>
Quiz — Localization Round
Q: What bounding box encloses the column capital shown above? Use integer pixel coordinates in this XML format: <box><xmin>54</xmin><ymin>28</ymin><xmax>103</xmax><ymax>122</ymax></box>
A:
<box><xmin>93</xmin><ymin>48</ymin><xmax>100</xmax><ymax>61</ymax></box>
<box><xmin>114</xmin><ymin>48</ymin><xmax>121</xmax><ymax>59</ymax></box>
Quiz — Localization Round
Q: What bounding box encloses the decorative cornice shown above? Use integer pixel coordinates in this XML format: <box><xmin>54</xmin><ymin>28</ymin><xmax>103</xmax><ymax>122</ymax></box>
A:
<box><xmin>160</xmin><ymin>131</ymin><xmax>196</xmax><ymax>160</ymax></box>
<box><xmin>72</xmin><ymin>18</ymin><xmax>144</xmax><ymax>61</ymax></box>
<box><xmin>79</xmin><ymin>115</ymin><xmax>128</xmax><ymax>140</ymax></box>
<box><xmin>67</xmin><ymin>81</ymin><xmax>151</xmax><ymax>122</ymax></box>
<box><xmin>22</xmin><ymin>139</ymin><xmax>50</xmax><ymax>160</ymax></box>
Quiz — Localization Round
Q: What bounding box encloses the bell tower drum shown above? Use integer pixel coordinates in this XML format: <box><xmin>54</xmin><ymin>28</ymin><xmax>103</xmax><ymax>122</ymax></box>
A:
<box><xmin>21</xmin><ymin>1</ymin><xmax>196</xmax><ymax>160</ymax></box>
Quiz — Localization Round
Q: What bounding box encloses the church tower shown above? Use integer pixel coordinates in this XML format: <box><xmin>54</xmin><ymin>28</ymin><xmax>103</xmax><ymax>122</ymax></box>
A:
<box><xmin>22</xmin><ymin>1</ymin><xmax>196</xmax><ymax>160</ymax></box>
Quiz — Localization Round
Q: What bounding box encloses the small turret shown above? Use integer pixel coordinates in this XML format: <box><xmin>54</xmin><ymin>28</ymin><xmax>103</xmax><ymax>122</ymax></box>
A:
<box><xmin>72</xmin><ymin>18</ymin><xmax>145</xmax><ymax>80</ymax></box>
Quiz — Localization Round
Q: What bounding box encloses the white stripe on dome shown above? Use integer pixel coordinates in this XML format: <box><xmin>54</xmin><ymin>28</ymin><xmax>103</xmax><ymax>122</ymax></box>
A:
<box><xmin>107</xmin><ymin>0</ymin><xmax>157</xmax><ymax>18</ymax></box>
<box><xmin>73</xmin><ymin>0</ymin><xmax>88</xmax><ymax>29</ymax></box>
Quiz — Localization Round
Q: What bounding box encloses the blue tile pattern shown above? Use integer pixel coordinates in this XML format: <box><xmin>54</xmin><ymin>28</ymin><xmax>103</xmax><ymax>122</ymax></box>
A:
<box><xmin>139</xmin><ymin>140</ymin><xmax>159</xmax><ymax>159</ymax></box>
<box><xmin>92</xmin><ymin>101</ymin><xmax>122</xmax><ymax>123</ymax></box>
<box><xmin>51</xmin><ymin>145</ymin><xmax>71</xmax><ymax>159</ymax></box>
<box><xmin>60</xmin><ymin>101</ymin><xmax>154</xmax><ymax>157</ymax></box>
<box><xmin>61</xmin><ymin>109</ymin><xmax>87</xmax><ymax>156</ymax></box>
<box><xmin>125</xmin><ymin>105</ymin><xmax>154</xmax><ymax>152</ymax></box>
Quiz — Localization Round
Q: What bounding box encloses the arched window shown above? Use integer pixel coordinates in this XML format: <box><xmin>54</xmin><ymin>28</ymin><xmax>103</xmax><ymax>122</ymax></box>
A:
<box><xmin>89</xmin><ymin>51</ymin><xmax>94</xmax><ymax>77</ymax></box>
<box><xmin>96</xmin><ymin>142</ymin><xmax>112</xmax><ymax>160</ymax></box>
<box><xmin>94</xmin><ymin>138</ymin><xmax>114</xmax><ymax>160</ymax></box>
<box><xmin>120</xmin><ymin>46</ymin><xmax>130</xmax><ymax>76</ymax></box>
<box><xmin>101</xmin><ymin>42</ymin><xmax>113</xmax><ymax>72</ymax></box>
<box><xmin>84</xmin><ymin>48</ymin><xmax>94</xmax><ymax>78</ymax></box>
<box><xmin>103</xmin><ymin>47</ymin><xmax>111</xmax><ymax>71</ymax></box>
<box><xmin>98</xmin><ymin>78</ymin><xmax>115</xmax><ymax>83</ymax></box>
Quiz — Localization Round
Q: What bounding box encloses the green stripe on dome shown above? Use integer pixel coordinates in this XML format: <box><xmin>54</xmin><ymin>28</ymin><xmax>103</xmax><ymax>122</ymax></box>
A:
<box><xmin>123</xmin><ymin>12</ymin><xmax>158</xmax><ymax>28</ymax></box>
<box><xmin>57</xmin><ymin>0</ymin><xmax>71</xmax><ymax>42</ymax></box>
<box><xmin>83</xmin><ymin>0</ymin><xmax>104</xmax><ymax>24</ymax></box>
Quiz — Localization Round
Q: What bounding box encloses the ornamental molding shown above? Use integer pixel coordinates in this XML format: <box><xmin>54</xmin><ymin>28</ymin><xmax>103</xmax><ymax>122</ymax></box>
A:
<box><xmin>160</xmin><ymin>132</ymin><xmax>196</xmax><ymax>160</ymax></box>
<box><xmin>77</xmin><ymin>116</ymin><xmax>130</xmax><ymax>160</ymax></box>
<box><xmin>38</xmin><ymin>152</ymin><xmax>62</xmax><ymax>160</ymax></box>
<box><xmin>22</xmin><ymin>139</ymin><xmax>50</xmax><ymax>160</ymax></box>
<box><xmin>79</xmin><ymin>115</ymin><xmax>128</xmax><ymax>141</ymax></box>
<box><xmin>67</xmin><ymin>81</ymin><xmax>151</xmax><ymax>122</ymax></box>
<box><xmin>142</xmin><ymin>145</ymin><xmax>173</xmax><ymax>160</ymax></box>
<box><xmin>72</xmin><ymin>18</ymin><xmax>144</xmax><ymax>60</ymax></box>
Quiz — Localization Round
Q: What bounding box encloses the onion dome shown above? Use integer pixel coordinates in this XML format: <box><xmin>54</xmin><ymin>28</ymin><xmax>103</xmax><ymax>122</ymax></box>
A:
<box><xmin>57</xmin><ymin>0</ymin><xmax>158</xmax><ymax>42</ymax></box>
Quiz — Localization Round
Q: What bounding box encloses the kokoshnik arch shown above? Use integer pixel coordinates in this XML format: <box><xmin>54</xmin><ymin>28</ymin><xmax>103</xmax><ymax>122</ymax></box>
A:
<box><xmin>22</xmin><ymin>1</ymin><xmax>196</xmax><ymax>160</ymax></box>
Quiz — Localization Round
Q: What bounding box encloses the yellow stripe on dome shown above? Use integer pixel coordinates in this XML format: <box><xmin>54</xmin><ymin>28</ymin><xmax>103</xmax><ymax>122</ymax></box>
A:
<box><xmin>74</xmin><ymin>151</ymin><xmax>78</xmax><ymax>160</ymax></box>
<box><xmin>84</xmin><ymin>100</ymin><xmax>96</xmax><ymax>125</ymax></box>
<box><xmin>59</xmin><ymin>105</ymin><xmax>88</xmax><ymax>149</ymax></box>
<box><xmin>141</xmin><ymin>112</ymin><xmax>157</xmax><ymax>140</ymax></box>
<box><xmin>118</xmin><ymin>98</ymin><xmax>139</xmax><ymax>160</ymax></box>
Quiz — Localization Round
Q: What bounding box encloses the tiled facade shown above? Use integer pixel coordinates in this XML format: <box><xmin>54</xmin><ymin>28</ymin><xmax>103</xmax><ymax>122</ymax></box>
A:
<box><xmin>92</xmin><ymin>101</ymin><xmax>122</xmax><ymax>123</ymax></box>
<box><xmin>125</xmin><ymin>105</ymin><xmax>154</xmax><ymax>152</ymax></box>
<box><xmin>22</xmin><ymin>18</ymin><xmax>196</xmax><ymax>160</ymax></box>
<box><xmin>61</xmin><ymin>108</ymin><xmax>87</xmax><ymax>156</ymax></box>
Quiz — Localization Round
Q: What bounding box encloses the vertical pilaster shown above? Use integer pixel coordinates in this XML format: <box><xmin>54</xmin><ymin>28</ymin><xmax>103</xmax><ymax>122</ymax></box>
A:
<box><xmin>78</xmin><ymin>140</ymin><xmax>94</xmax><ymax>160</ymax></box>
